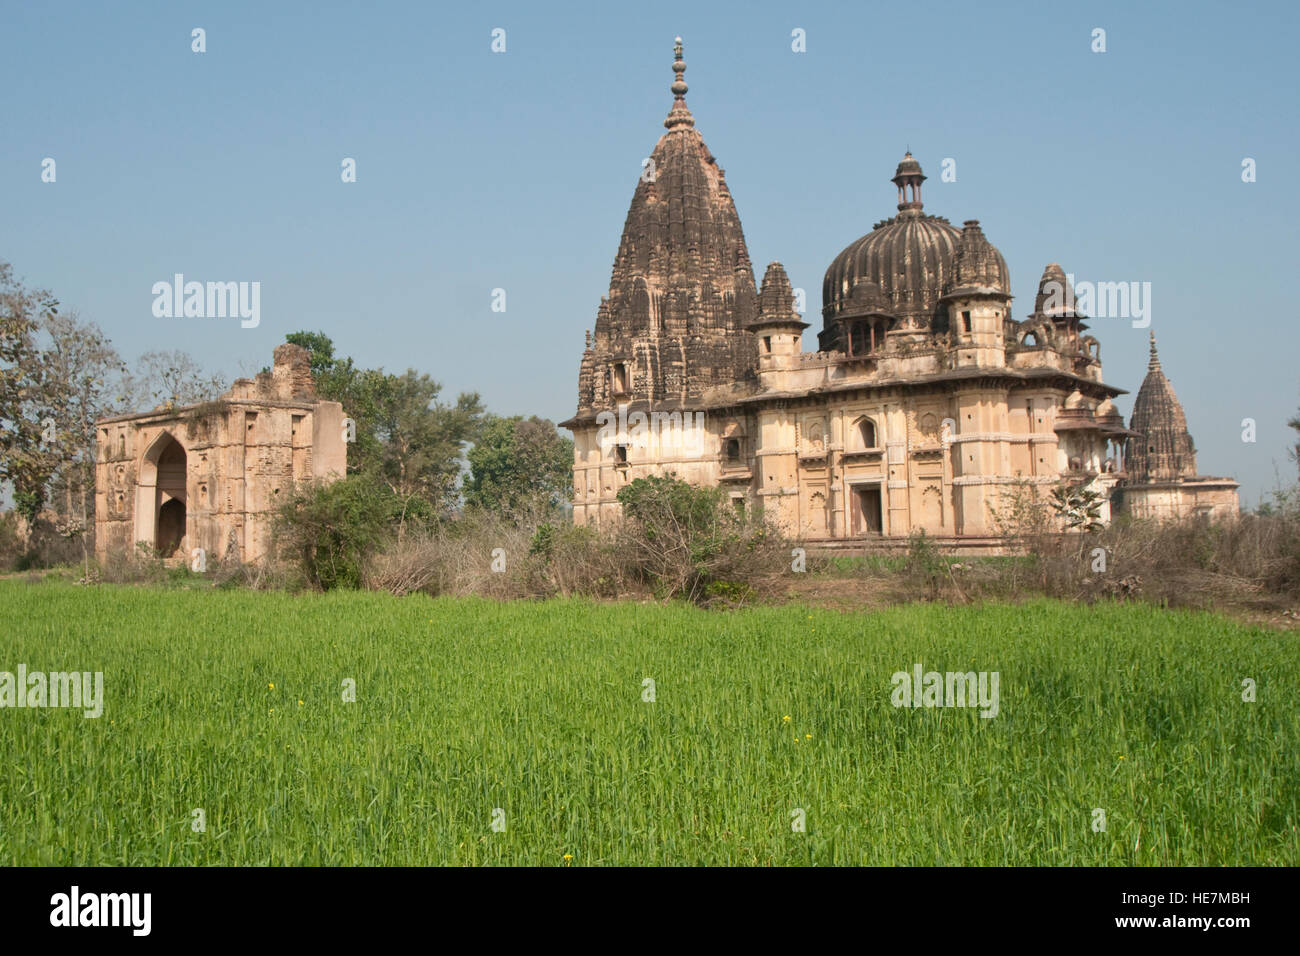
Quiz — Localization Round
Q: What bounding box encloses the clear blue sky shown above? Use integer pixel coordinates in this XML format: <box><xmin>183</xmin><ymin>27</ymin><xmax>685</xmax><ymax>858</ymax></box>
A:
<box><xmin>4</xmin><ymin>0</ymin><xmax>1297</xmax><ymax>505</ymax></box>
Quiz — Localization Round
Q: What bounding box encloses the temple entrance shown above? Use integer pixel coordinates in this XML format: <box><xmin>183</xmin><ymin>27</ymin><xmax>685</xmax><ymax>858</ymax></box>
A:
<box><xmin>153</xmin><ymin>435</ymin><xmax>187</xmax><ymax>556</ymax></box>
<box><xmin>852</xmin><ymin>484</ymin><xmax>883</xmax><ymax>536</ymax></box>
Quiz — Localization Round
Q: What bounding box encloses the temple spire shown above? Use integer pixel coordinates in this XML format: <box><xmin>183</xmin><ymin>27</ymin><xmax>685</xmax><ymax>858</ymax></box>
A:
<box><xmin>664</xmin><ymin>36</ymin><xmax>694</xmax><ymax>130</ymax></box>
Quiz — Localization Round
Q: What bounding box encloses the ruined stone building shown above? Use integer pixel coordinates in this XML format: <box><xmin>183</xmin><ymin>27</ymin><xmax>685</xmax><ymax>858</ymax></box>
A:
<box><xmin>95</xmin><ymin>344</ymin><xmax>347</xmax><ymax>564</ymax></box>
<box><xmin>562</xmin><ymin>40</ymin><xmax>1238</xmax><ymax>539</ymax></box>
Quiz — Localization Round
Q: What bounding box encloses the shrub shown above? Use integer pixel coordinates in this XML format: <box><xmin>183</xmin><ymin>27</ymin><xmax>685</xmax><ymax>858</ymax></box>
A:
<box><xmin>273</xmin><ymin>476</ymin><xmax>415</xmax><ymax>590</ymax></box>
<box><xmin>615</xmin><ymin>474</ymin><xmax>788</xmax><ymax>605</ymax></box>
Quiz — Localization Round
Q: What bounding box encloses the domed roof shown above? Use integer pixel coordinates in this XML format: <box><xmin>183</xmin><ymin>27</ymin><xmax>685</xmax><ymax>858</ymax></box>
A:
<box><xmin>1126</xmin><ymin>334</ymin><xmax>1198</xmax><ymax>481</ymax></box>
<box><xmin>820</xmin><ymin>154</ymin><xmax>1009</xmax><ymax>348</ymax></box>
<box><xmin>893</xmin><ymin>151</ymin><xmax>923</xmax><ymax>179</ymax></box>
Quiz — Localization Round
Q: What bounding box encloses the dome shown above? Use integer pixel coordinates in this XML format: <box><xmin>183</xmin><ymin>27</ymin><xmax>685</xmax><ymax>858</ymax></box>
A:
<box><xmin>820</xmin><ymin>154</ymin><xmax>1009</xmax><ymax>349</ymax></box>
<box><xmin>893</xmin><ymin>152</ymin><xmax>923</xmax><ymax>179</ymax></box>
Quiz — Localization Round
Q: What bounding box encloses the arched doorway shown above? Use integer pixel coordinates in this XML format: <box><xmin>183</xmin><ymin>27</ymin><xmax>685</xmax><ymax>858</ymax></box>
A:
<box><xmin>154</xmin><ymin>435</ymin><xmax>187</xmax><ymax>556</ymax></box>
<box><xmin>136</xmin><ymin>432</ymin><xmax>188</xmax><ymax>557</ymax></box>
<box><xmin>157</xmin><ymin>498</ymin><xmax>185</xmax><ymax>556</ymax></box>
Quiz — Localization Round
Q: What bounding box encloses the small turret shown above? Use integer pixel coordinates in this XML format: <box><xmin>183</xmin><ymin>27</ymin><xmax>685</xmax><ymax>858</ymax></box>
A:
<box><xmin>749</xmin><ymin>262</ymin><xmax>808</xmax><ymax>384</ymax></box>
<box><xmin>941</xmin><ymin>220</ymin><xmax>1011</xmax><ymax>368</ymax></box>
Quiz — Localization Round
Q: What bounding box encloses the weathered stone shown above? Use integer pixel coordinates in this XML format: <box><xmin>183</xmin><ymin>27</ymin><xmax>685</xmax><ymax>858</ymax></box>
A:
<box><xmin>564</xmin><ymin>41</ymin><xmax>1238</xmax><ymax>537</ymax></box>
<box><xmin>94</xmin><ymin>344</ymin><xmax>347</xmax><ymax>565</ymax></box>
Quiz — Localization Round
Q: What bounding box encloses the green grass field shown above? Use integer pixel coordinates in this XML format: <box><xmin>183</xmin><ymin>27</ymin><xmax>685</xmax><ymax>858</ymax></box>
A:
<box><xmin>1</xmin><ymin>579</ymin><xmax>1295</xmax><ymax>865</ymax></box>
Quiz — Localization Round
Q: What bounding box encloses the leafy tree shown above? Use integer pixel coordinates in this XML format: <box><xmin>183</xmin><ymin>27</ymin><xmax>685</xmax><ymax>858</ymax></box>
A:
<box><xmin>283</xmin><ymin>331</ymin><xmax>485</xmax><ymax>512</ymax></box>
<box><xmin>465</xmin><ymin>415</ymin><xmax>573</xmax><ymax>518</ymax></box>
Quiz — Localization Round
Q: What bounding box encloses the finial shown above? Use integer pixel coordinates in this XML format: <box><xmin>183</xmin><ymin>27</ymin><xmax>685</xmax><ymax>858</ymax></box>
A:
<box><xmin>1148</xmin><ymin>331</ymin><xmax>1161</xmax><ymax>370</ymax></box>
<box><xmin>664</xmin><ymin>36</ymin><xmax>694</xmax><ymax>129</ymax></box>
<box><xmin>671</xmin><ymin>37</ymin><xmax>688</xmax><ymax>98</ymax></box>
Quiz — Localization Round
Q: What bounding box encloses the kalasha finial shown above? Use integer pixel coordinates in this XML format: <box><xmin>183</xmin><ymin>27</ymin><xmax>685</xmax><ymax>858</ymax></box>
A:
<box><xmin>664</xmin><ymin>37</ymin><xmax>694</xmax><ymax>129</ymax></box>
<box><xmin>1148</xmin><ymin>331</ymin><xmax>1161</xmax><ymax>370</ymax></box>
<box><xmin>671</xmin><ymin>37</ymin><xmax>688</xmax><ymax>98</ymax></box>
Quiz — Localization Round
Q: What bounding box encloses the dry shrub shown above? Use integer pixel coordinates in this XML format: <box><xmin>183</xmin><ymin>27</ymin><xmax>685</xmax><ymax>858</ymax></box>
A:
<box><xmin>364</xmin><ymin>477</ymin><xmax>792</xmax><ymax>607</ymax></box>
<box><xmin>364</xmin><ymin>508</ymin><xmax>631</xmax><ymax>600</ymax></box>
<box><xmin>613</xmin><ymin>474</ymin><xmax>791</xmax><ymax>605</ymax></box>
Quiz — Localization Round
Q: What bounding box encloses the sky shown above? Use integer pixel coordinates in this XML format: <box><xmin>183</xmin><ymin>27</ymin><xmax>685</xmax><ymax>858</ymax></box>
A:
<box><xmin>3</xmin><ymin>0</ymin><xmax>1297</xmax><ymax>506</ymax></box>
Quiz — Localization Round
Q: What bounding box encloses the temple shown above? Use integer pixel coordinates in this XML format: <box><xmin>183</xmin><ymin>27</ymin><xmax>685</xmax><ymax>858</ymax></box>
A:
<box><xmin>563</xmin><ymin>39</ymin><xmax>1238</xmax><ymax>539</ymax></box>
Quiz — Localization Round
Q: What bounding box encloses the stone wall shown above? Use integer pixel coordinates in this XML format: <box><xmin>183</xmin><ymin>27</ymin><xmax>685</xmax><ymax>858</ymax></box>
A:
<box><xmin>94</xmin><ymin>345</ymin><xmax>346</xmax><ymax>565</ymax></box>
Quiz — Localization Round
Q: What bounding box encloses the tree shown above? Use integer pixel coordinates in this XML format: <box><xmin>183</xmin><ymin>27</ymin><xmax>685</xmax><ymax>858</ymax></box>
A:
<box><xmin>115</xmin><ymin>350</ymin><xmax>226</xmax><ymax>412</ymax></box>
<box><xmin>1289</xmin><ymin>402</ymin><xmax>1300</xmax><ymax>479</ymax></box>
<box><xmin>283</xmin><ymin>331</ymin><xmax>486</xmax><ymax>512</ymax></box>
<box><xmin>464</xmin><ymin>415</ymin><xmax>573</xmax><ymax>518</ymax></box>
<box><xmin>0</xmin><ymin>262</ymin><xmax>62</xmax><ymax>520</ymax></box>
<box><xmin>38</xmin><ymin>310</ymin><xmax>128</xmax><ymax>572</ymax></box>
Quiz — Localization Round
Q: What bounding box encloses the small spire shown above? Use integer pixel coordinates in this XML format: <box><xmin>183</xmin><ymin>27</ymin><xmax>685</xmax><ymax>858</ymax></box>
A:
<box><xmin>664</xmin><ymin>36</ymin><xmax>694</xmax><ymax>130</ymax></box>
<box><xmin>1148</xmin><ymin>331</ymin><xmax>1161</xmax><ymax>370</ymax></box>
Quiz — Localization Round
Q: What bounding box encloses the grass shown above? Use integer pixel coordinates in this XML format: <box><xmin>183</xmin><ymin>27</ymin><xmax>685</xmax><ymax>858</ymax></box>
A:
<box><xmin>0</xmin><ymin>579</ymin><xmax>1296</xmax><ymax>866</ymax></box>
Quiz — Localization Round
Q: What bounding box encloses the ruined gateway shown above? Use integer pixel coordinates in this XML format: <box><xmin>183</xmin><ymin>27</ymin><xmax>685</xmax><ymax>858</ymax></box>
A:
<box><xmin>562</xmin><ymin>40</ymin><xmax>1238</xmax><ymax>540</ymax></box>
<box><xmin>94</xmin><ymin>344</ymin><xmax>346</xmax><ymax>565</ymax></box>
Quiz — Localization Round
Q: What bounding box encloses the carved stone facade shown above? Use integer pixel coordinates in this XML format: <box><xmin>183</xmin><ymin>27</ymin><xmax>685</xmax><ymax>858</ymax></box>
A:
<box><xmin>1119</xmin><ymin>335</ymin><xmax>1239</xmax><ymax>520</ymax></box>
<box><xmin>564</xmin><ymin>40</ymin><xmax>1238</xmax><ymax>537</ymax></box>
<box><xmin>94</xmin><ymin>344</ymin><xmax>347</xmax><ymax>564</ymax></box>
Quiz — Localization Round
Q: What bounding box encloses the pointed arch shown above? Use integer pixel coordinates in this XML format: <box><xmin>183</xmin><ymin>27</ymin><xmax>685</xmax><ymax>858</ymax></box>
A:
<box><xmin>136</xmin><ymin>430</ymin><xmax>189</xmax><ymax>556</ymax></box>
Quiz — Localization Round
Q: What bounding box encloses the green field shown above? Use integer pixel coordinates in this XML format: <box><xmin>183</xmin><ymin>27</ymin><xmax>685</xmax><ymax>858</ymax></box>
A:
<box><xmin>1</xmin><ymin>579</ymin><xmax>1295</xmax><ymax>865</ymax></box>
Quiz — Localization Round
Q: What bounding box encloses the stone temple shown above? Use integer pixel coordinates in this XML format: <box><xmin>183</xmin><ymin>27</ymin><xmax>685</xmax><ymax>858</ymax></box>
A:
<box><xmin>95</xmin><ymin>344</ymin><xmax>347</xmax><ymax>565</ymax></box>
<box><xmin>563</xmin><ymin>39</ymin><xmax>1238</xmax><ymax>540</ymax></box>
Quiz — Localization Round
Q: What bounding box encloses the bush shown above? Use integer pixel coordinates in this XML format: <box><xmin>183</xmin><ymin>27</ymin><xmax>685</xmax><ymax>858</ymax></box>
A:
<box><xmin>615</xmin><ymin>474</ymin><xmax>788</xmax><ymax>605</ymax></box>
<box><xmin>273</xmin><ymin>476</ymin><xmax>417</xmax><ymax>590</ymax></box>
